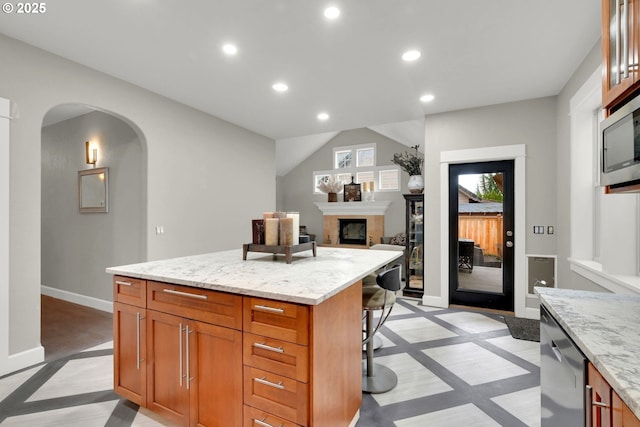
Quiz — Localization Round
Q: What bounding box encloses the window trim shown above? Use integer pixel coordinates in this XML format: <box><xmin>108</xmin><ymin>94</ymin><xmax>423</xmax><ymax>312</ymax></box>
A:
<box><xmin>333</xmin><ymin>143</ymin><xmax>377</xmax><ymax>170</ymax></box>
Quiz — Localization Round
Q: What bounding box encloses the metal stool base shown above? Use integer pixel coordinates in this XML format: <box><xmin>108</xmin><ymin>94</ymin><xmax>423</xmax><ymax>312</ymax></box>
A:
<box><xmin>362</xmin><ymin>335</ymin><xmax>383</xmax><ymax>352</ymax></box>
<box><xmin>362</xmin><ymin>361</ymin><xmax>398</xmax><ymax>394</ymax></box>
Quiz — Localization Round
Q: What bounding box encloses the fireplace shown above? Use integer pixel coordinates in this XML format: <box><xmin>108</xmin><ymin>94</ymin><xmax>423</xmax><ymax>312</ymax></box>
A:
<box><xmin>339</xmin><ymin>218</ymin><xmax>367</xmax><ymax>245</ymax></box>
<box><xmin>314</xmin><ymin>201</ymin><xmax>390</xmax><ymax>247</ymax></box>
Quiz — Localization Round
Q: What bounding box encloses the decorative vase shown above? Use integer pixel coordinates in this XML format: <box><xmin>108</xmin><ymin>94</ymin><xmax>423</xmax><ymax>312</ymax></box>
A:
<box><xmin>327</xmin><ymin>192</ymin><xmax>338</xmax><ymax>202</ymax></box>
<box><xmin>408</xmin><ymin>175</ymin><xmax>424</xmax><ymax>194</ymax></box>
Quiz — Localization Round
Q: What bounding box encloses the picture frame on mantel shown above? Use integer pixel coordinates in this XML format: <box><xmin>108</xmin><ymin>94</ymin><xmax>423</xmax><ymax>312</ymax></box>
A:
<box><xmin>343</xmin><ymin>178</ymin><xmax>361</xmax><ymax>202</ymax></box>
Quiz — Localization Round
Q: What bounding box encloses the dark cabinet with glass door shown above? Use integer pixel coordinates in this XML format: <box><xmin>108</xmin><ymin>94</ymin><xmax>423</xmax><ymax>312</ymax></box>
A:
<box><xmin>403</xmin><ymin>194</ymin><xmax>424</xmax><ymax>297</ymax></box>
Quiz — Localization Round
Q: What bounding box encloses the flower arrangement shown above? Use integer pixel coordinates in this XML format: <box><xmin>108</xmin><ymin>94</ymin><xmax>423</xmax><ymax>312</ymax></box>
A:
<box><xmin>392</xmin><ymin>144</ymin><xmax>423</xmax><ymax>176</ymax></box>
<box><xmin>317</xmin><ymin>175</ymin><xmax>343</xmax><ymax>194</ymax></box>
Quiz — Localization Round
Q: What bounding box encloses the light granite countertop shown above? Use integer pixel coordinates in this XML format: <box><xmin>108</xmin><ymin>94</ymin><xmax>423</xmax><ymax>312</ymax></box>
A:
<box><xmin>106</xmin><ymin>246</ymin><xmax>402</xmax><ymax>305</ymax></box>
<box><xmin>536</xmin><ymin>287</ymin><xmax>640</xmax><ymax>420</ymax></box>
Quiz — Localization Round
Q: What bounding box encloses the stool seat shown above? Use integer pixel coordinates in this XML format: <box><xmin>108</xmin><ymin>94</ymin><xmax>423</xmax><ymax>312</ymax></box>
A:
<box><xmin>362</xmin><ymin>274</ymin><xmax>377</xmax><ymax>287</ymax></box>
<box><xmin>363</xmin><ymin>286</ymin><xmax>396</xmax><ymax>310</ymax></box>
<box><xmin>362</xmin><ymin>265</ymin><xmax>401</xmax><ymax>394</ymax></box>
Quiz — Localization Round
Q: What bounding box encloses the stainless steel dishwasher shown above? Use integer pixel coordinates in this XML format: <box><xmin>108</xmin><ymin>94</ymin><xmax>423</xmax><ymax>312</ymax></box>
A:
<box><xmin>540</xmin><ymin>304</ymin><xmax>587</xmax><ymax>427</ymax></box>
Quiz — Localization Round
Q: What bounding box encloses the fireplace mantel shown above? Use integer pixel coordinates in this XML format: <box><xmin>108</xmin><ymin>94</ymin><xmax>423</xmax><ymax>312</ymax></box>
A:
<box><xmin>314</xmin><ymin>201</ymin><xmax>391</xmax><ymax>216</ymax></box>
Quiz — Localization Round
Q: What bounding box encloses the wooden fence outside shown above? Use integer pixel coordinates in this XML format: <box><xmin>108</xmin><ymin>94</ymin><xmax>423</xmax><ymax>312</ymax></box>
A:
<box><xmin>458</xmin><ymin>215</ymin><xmax>503</xmax><ymax>257</ymax></box>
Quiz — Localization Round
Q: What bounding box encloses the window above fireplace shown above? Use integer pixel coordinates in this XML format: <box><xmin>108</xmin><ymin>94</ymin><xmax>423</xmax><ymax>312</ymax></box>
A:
<box><xmin>313</xmin><ymin>143</ymin><xmax>400</xmax><ymax>195</ymax></box>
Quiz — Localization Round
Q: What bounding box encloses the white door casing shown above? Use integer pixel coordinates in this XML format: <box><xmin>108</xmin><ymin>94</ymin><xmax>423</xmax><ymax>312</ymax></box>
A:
<box><xmin>433</xmin><ymin>144</ymin><xmax>533</xmax><ymax>318</ymax></box>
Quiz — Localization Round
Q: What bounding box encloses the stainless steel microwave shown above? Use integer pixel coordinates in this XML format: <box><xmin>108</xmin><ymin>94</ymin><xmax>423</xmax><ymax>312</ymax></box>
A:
<box><xmin>600</xmin><ymin>94</ymin><xmax>640</xmax><ymax>187</ymax></box>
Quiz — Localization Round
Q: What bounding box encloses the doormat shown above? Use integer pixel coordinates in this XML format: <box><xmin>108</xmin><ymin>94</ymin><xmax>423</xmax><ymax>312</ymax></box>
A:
<box><xmin>504</xmin><ymin>316</ymin><xmax>540</xmax><ymax>342</ymax></box>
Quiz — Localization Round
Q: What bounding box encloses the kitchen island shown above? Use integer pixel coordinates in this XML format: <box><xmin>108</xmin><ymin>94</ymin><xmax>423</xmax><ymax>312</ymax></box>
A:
<box><xmin>537</xmin><ymin>287</ymin><xmax>640</xmax><ymax>424</ymax></box>
<box><xmin>107</xmin><ymin>246</ymin><xmax>402</xmax><ymax>427</ymax></box>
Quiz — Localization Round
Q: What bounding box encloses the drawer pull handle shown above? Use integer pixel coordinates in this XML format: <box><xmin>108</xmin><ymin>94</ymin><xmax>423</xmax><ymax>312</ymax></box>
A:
<box><xmin>163</xmin><ymin>289</ymin><xmax>208</xmax><ymax>300</ymax></box>
<box><xmin>254</xmin><ymin>304</ymin><xmax>284</xmax><ymax>314</ymax></box>
<box><xmin>254</xmin><ymin>418</ymin><xmax>283</xmax><ymax>427</ymax></box>
<box><xmin>116</xmin><ymin>280</ymin><xmax>133</xmax><ymax>287</ymax></box>
<box><xmin>255</xmin><ymin>376</ymin><xmax>285</xmax><ymax>390</ymax></box>
<box><xmin>254</xmin><ymin>342</ymin><xmax>285</xmax><ymax>353</ymax></box>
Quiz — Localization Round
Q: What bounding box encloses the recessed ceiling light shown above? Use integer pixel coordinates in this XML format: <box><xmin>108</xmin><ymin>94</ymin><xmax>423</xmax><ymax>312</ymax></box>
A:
<box><xmin>420</xmin><ymin>94</ymin><xmax>435</xmax><ymax>103</ymax></box>
<box><xmin>222</xmin><ymin>44</ymin><xmax>238</xmax><ymax>55</ymax></box>
<box><xmin>272</xmin><ymin>82</ymin><xmax>289</xmax><ymax>92</ymax></box>
<box><xmin>317</xmin><ymin>112</ymin><xmax>330</xmax><ymax>121</ymax></box>
<box><xmin>402</xmin><ymin>50</ymin><xmax>421</xmax><ymax>62</ymax></box>
<box><xmin>324</xmin><ymin>6</ymin><xmax>340</xmax><ymax>19</ymax></box>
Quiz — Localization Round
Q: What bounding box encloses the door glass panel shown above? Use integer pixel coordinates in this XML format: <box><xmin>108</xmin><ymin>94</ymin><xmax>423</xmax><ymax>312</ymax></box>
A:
<box><xmin>456</xmin><ymin>173</ymin><xmax>504</xmax><ymax>294</ymax></box>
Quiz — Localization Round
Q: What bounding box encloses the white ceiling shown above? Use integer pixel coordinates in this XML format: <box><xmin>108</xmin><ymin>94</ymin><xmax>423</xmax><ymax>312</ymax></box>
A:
<box><xmin>0</xmin><ymin>0</ymin><xmax>601</xmax><ymax>175</ymax></box>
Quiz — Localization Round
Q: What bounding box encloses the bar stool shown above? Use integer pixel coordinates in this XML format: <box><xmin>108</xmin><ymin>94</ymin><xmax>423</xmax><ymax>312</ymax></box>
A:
<box><xmin>362</xmin><ymin>274</ymin><xmax>383</xmax><ymax>351</ymax></box>
<box><xmin>362</xmin><ymin>265</ymin><xmax>401</xmax><ymax>393</ymax></box>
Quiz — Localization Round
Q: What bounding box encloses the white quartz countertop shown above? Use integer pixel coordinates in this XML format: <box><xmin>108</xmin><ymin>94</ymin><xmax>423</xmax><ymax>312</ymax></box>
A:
<box><xmin>106</xmin><ymin>246</ymin><xmax>402</xmax><ymax>305</ymax></box>
<box><xmin>536</xmin><ymin>287</ymin><xmax>640</xmax><ymax>420</ymax></box>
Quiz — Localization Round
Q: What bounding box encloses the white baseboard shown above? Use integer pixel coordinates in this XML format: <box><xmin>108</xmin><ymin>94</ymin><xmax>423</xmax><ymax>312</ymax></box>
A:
<box><xmin>0</xmin><ymin>345</ymin><xmax>45</xmax><ymax>376</ymax></box>
<box><xmin>523</xmin><ymin>306</ymin><xmax>540</xmax><ymax>320</ymax></box>
<box><xmin>41</xmin><ymin>286</ymin><xmax>113</xmax><ymax>313</ymax></box>
<box><xmin>421</xmin><ymin>294</ymin><xmax>447</xmax><ymax>308</ymax></box>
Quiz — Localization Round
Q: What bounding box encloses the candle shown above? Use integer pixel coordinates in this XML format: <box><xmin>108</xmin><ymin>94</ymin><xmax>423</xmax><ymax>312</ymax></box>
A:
<box><xmin>264</xmin><ymin>218</ymin><xmax>279</xmax><ymax>245</ymax></box>
<box><xmin>362</xmin><ymin>181</ymin><xmax>369</xmax><ymax>192</ymax></box>
<box><xmin>286</xmin><ymin>212</ymin><xmax>300</xmax><ymax>244</ymax></box>
<box><xmin>252</xmin><ymin>219</ymin><xmax>265</xmax><ymax>244</ymax></box>
<box><xmin>280</xmin><ymin>217</ymin><xmax>294</xmax><ymax>246</ymax></box>
<box><xmin>369</xmin><ymin>181</ymin><xmax>375</xmax><ymax>191</ymax></box>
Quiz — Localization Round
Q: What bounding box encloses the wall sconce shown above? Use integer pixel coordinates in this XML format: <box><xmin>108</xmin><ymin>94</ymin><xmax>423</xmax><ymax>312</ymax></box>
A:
<box><xmin>85</xmin><ymin>141</ymin><xmax>98</xmax><ymax>166</ymax></box>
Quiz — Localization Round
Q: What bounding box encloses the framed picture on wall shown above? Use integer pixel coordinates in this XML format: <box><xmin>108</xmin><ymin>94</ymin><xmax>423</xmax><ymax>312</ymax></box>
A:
<box><xmin>343</xmin><ymin>177</ymin><xmax>361</xmax><ymax>202</ymax></box>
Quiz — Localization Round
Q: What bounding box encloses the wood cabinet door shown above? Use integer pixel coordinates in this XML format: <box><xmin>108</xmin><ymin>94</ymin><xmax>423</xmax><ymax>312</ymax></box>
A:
<box><xmin>589</xmin><ymin>363</ymin><xmax>613</xmax><ymax>427</ymax></box>
<box><xmin>613</xmin><ymin>392</ymin><xmax>640</xmax><ymax>427</ymax></box>
<box><xmin>146</xmin><ymin>310</ymin><xmax>189</xmax><ymax>426</ymax></box>
<box><xmin>113</xmin><ymin>302</ymin><xmax>146</xmax><ymax>406</ymax></box>
<box><xmin>188</xmin><ymin>319</ymin><xmax>243</xmax><ymax>427</ymax></box>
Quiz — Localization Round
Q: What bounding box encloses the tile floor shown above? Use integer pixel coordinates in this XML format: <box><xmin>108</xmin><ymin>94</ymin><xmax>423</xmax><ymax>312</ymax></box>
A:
<box><xmin>356</xmin><ymin>299</ymin><xmax>540</xmax><ymax>427</ymax></box>
<box><xmin>0</xmin><ymin>298</ymin><xmax>540</xmax><ymax>426</ymax></box>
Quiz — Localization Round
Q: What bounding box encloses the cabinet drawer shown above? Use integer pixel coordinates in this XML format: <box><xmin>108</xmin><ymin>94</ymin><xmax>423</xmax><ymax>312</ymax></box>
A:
<box><xmin>243</xmin><ymin>333</ymin><xmax>308</xmax><ymax>383</ymax></box>
<box><xmin>113</xmin><ymin>276</ymin><xmax>146</xmax><ymax>308</ymax></box>
<box><xmin>243</xmin><ymin>405</ymin><xmax>302</xmax><ymax>427</ymax></box>
<box><xmin>243</xmin><ymin>366</ymin><xmax>308</xmax><ymax>426</ymax></box>
<box><xmin>243</xmin><ymin>297</ymin><xmax>309</xmax><ymax>345</ymax></box>
<box><xmin>147</xmin><ymin>281</ymin><xmax>242</xmax><ymax>330</ymax></box>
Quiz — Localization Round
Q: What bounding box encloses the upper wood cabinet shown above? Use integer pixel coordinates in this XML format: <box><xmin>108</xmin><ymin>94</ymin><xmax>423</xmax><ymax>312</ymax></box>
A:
<box><xmin>603</xmin><ymin>0</ymin><xmax>640</xmax><ymax>108</ymax></box>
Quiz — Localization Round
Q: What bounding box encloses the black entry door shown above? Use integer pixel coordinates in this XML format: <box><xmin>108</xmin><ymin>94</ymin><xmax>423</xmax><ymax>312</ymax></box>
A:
<box><xmin>449</xmin><ymin>160</ymin><xmax>514</xmax><ymax>312</ymax></box>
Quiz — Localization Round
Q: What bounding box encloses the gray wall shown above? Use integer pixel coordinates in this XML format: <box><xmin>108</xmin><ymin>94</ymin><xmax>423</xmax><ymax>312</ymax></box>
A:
<box><xmin>277</xmin><ymin>128</ymin><xmax>414</xmax><ymax>239</ymax></box>
<box><xmin>41</xmin><ymin>111</ymin><xmax>144</xmax><ymax>302</ymax></box>
<box><xmin>1</xmin><ymin>33</ymin><xmax>275</xmax><ymax>360</ymax></box>
<box><xmin>422</xmin><ymin>97</ymin><xmax>558</xmax><ymax>299</ymax></box>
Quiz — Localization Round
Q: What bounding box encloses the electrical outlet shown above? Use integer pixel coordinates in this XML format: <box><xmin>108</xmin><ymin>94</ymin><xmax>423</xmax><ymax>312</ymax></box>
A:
<box><xmin>533</xmin><ymin>226</ymin><xmax>544</xmax><ymax>234</ymax></box>
<box><xmin>547</xmin><ymin>226</ymin><xmax>554</xmax><ymax>235</ymax></box>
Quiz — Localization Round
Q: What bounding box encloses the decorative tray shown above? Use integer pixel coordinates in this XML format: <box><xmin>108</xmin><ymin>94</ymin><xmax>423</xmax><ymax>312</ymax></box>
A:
<box><xmin>242</xmin><ymin>241</ymin><xmax>317</xmax><ymax>264</ymax></box>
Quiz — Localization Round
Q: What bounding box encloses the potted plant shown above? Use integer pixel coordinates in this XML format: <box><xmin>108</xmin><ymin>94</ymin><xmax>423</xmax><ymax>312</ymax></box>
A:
<box><xmin>317</xmin><ymin>175</ymin><xmax>343</xmax><ymax>202</ymax></box>
<box><xmin>392</xmin><ymin>144</ymin><xmax>424</xmax><ymax>193</ymax></box>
